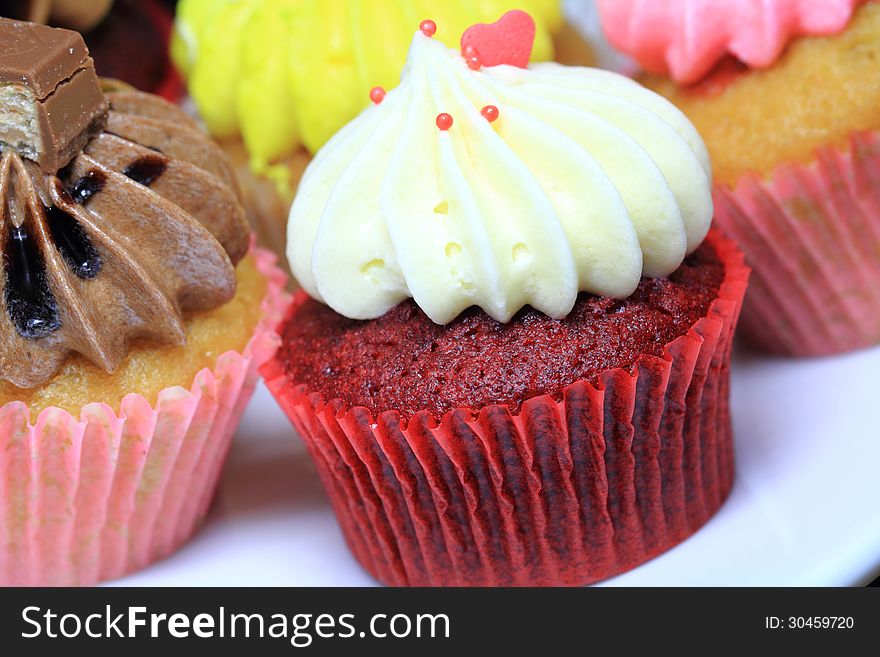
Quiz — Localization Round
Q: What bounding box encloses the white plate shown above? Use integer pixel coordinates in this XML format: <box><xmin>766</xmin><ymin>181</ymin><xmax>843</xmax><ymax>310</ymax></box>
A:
<box><xmin>113</xmin><ymin>344</ymin><xmax>880</xmax><ymax>587</ymax></box>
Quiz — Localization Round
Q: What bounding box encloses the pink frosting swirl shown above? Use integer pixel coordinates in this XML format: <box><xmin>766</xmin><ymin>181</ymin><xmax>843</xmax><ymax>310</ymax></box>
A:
<box><xmin>598</xmin><ymin>0</ymin><xmax>865</xmax><ymax>84</ymax></box>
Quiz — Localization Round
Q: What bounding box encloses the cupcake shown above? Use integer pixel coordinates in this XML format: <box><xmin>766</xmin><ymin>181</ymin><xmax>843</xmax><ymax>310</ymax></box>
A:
<box><xmin>599</xmin><ymin>0</ymin><xmax>880</xmax><ymax>356</ymax></box>
<box><xmin>5</xmin><ymin>0</ymin><xmax>184</xmax><ymax>100</ymax></box>
<box><xmin>0</xmin><ymin>19</ymin><xmax>287</xmax><ymax>586</ymax></box>
<box><xmin>170</xmin><ymin>0</ymin><xmax>596</xmax><ymax>261</ymax></box>
<box><xmin>262</xmin><ymin>12</ymin><xmax>749</xmax><ymax>586</ymax></box>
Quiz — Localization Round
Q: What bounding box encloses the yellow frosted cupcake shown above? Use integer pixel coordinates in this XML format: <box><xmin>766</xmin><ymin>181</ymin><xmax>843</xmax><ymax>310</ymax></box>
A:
<box><xmin>171</xmin><ymin>0</ymin><xmax>595</xmax><ymax>259</ymax></box>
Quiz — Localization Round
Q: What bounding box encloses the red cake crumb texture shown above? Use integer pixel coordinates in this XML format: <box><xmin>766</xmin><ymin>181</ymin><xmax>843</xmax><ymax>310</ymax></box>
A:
<box><xmin>278</xmin><ymin>241</ymin><xmax>725</xmax><ymax>420</ymax></box>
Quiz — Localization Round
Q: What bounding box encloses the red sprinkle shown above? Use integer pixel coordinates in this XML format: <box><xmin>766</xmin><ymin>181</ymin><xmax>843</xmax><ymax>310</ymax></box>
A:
<box><xmin>436</xmin><ymin>113</ymin><xmax>453</xmax><ymax>131</ymax></box>
<box><xmin>481</xmin><ymin>105</ymin><xmax>499</xmax><ymax>122</ymax></box>
<box><xmin>369</xmin><ymin>86</ymin><xmax>386</xmax><ymax>104</ymax></box>
<box><xmin>463</xmin><ymin>45</ymin><xmax>481</xmax><ymax>70</ymax></box>
<box><xmin>420</xmin><ymin>19</ymin><xmax>437</xmax><ymax>37</ymax></box>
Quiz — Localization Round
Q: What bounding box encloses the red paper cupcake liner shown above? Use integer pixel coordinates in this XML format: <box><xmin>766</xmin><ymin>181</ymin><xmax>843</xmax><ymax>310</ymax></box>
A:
<box><xmin>0</xmin><ymin>245</ymin><xmax>289</xmax><ymax>586</ymax></box>
<box><xmin>714</xmin><ymin>130</ymin><xmax>880</xmax><ymax>356</ymax></box>
<box><xmin>263</xmin><ymin>230</ymin><xmax>749</xmax><ymax>586</ymax></box>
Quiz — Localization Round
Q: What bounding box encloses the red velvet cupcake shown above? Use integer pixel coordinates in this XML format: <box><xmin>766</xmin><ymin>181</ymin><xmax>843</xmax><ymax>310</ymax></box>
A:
<box><xmin>262</xmin><ymin>12</ymin><xmax>749</xmax><ymax>586</ymax></box>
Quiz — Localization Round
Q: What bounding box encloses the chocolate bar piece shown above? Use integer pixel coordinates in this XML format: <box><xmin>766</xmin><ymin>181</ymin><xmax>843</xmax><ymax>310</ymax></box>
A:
<box><xmin>0</xmin><ymin>18</ymin><xmax>107</xmax><ymax>173</ymax></box>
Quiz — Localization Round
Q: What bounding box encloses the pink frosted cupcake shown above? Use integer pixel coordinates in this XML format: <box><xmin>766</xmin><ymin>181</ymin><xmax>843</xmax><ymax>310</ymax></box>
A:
<box><xmin>0</xmin><ymin>19</ymin><xmax>287</xmax><ymax>585</ymax></box>
<box><xmin>599</xmin><ymin>0</ymin><xmax>880</xmax><ymax>357</ymax></box>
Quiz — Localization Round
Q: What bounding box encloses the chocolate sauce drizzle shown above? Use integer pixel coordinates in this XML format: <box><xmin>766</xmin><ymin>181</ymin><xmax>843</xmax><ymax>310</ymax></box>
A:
<box><xmin>3</xmin><ymin>223</ymin><xmax>60</xmax><ymax>339</ymax></box>
<box><xmin>46</xmin><ymin>205</ymin><xmax>101</xmax><ymax>279</ymax></box>
<box><xmin>123</xmin><ymin>155</ymin><xmax>167</xmax><ymax>187</ymax></box>
<box><xmin>68</xmin><ymin>169</ymin><xmax>106</xmax><ymax>204</ymax></box>
<box><xmin>3</xmin><ymin>157</ymin><xmax>170</xmax><ymax>338</ymax></box>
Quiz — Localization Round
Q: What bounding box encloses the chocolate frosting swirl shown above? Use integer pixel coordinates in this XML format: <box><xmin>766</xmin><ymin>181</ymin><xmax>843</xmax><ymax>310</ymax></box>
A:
<box><xmin>0</xmin><ymin>87</ymin><xmax>249</xmax><ymax>388</ymax></box>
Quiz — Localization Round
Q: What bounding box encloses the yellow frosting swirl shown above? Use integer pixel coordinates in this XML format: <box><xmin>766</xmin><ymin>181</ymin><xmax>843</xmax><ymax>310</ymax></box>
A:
<box><xmin>171</xmin><ymin>0</ymin><xmax>563</xmax><ymax>170</ymax></box>
<box><xmin>289</xmin><ymin>31</ymin><xmax>713</xmax><ymax>325</ymax></box>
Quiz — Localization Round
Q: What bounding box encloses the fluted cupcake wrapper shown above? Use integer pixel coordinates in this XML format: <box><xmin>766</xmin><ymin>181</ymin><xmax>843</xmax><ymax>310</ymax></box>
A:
<box><xmin>263</xmin><ymin>230</ymin><xmax>749</xmax><ymax>586</ymax></box>
<box><xmin>714</xmin><ymin>130</ymin><xmax>880</xmax><ymax>356</ymax></box>
<box><xmin>0</xmin><ymin>245</ymin><xmax>289</xmax><ymax>586</ymax></box>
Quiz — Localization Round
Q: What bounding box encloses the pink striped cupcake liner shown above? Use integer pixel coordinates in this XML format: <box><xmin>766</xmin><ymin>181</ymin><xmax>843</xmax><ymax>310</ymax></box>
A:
<box><xmin>714</xmin><ymin>130</ymin><xmax>880</xmax><ymax>356</ymax></box>
<box><xmin>0</xmin><ymin>244</ymin><xmax>288</xmax><ymax>586</ymax></box>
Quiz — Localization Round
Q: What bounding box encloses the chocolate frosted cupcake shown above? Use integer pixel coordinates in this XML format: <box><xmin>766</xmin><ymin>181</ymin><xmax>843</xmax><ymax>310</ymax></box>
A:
<box><xmin>263</xmin><ymin>12</ymin><xmax>749</xmax><ymax>586</ymax></box>
<box><xmin>0</xmin><ymin>19</ymin><xmax>287</xmax><ymax>586</ymax></box>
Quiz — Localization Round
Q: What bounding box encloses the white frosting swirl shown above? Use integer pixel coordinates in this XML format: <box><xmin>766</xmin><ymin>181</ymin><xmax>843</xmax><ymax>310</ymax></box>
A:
<box><xmin>288</xmin><ymin>31</ymin><xmax>712</xmax><ymax>324</ymax></box>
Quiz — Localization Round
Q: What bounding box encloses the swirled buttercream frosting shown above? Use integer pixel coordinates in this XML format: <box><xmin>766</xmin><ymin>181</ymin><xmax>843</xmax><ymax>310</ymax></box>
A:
<box><xmin>0</xmin><ymin>19</ymin><xmax>249</xmax><ymax>388</ymax></box>
<box><xmin>598</xmin><ymin>0</ymin><xmax>864</xmax><ymax>84</ymax></box>
<box><xmin>288</xmin><ymin>19</ymin><xmax>712</xmax><ymax>325</ymax></box>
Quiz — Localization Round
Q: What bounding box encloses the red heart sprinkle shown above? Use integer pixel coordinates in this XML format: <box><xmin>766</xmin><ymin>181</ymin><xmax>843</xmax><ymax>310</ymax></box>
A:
<box><xmin>460</xmin><ymin>10</ymin><xmax>535</xmax><ymax>69</ymax></box>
